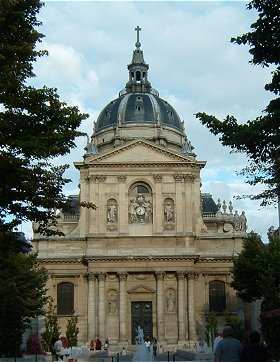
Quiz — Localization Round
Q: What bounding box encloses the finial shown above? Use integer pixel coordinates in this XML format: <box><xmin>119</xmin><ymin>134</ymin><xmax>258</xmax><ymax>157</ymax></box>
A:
<box><xmin>135</xmin><ymin>26</ymin><xmax>142</xmax><ymax>49</ymax></box>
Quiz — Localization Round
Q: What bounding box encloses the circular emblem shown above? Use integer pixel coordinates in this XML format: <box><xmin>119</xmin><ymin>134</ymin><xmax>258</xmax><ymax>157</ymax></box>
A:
<box><xmin>136</xmin><ymin>206</ymin><xmax>145</xmax><ymax>216</ymax></box>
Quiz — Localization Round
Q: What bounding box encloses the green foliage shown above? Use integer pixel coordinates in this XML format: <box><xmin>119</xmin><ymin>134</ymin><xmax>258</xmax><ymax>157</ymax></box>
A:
<box><xmin>0</xmin><ymin>233</ymin><xmax>48</xmax><ymax>356</ymax></box>
<box><xmin>0</xmin><ymin>0</ymin><xmax>88</xmax><ymax>235</ymax></box>
<box><xmin>41</xmin><ymin>298</ymin><xmax>60</xmax><ymax>353</ymax></box>
<box><xmin>205</xmin><ymin>313</ymin><xmax>217</xmax><ymax>349</ymax></box>
<box><xmin>224</xmin><ymin>312</ymin><xmax>245</xmax><ymax>342</ymax></box>
<box><xmin>232</xmin><ymin>232</ymin><xmax>280</xmax><ymax>357</ymax></box>
<box><xmin>66</xmin><ymin>316</ymin><xmax>79</xmax><ymax>347</ymax></box>
<box><xmin>196</xmin><ymin>0</ymin><xmax>280</xmax><ymax>206</ymax></box>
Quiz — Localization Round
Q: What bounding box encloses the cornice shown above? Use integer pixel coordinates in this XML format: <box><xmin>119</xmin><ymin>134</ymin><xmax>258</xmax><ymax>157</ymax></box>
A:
<box><xmin>37</xmin><ymin>255</ymin><xmax>234</xmax><ymax>264</ymax></box>
<box><xmin>77</xmin><ymin>161</ymin><xmax>205</xmax><ymax>169</ymax></box>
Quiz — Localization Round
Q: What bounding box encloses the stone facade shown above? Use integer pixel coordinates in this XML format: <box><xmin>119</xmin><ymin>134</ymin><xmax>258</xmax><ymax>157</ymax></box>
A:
<box><xmin>33</xmin><ymin>32</ymin><xmax>248</xmax><ymax>349</ymax></box>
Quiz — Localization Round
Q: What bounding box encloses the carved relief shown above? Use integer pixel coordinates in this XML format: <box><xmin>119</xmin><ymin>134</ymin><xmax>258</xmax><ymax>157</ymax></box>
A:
<box><xmin>166</xmin><ymin>288</ymin><xmax>176</xmax><ymax>313</ymax></box>
<box><xmin>107</xmin><ymin>289</ymin><xmax>118</xmax><ymax>315</ymax></box>
<box><xmin>128</xmin><ymin>183</ymin><xmax>153</xmax><ymax>224</ymax></box>
<box><xmin>117</xmin><ymin>175</ymin><xmax>127</xmax><ymax>183</ymax></box>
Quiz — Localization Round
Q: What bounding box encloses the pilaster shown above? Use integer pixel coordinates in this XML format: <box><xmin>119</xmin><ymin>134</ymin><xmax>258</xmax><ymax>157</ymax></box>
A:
<box><xmin>119</xmin><ymin>272</ymin><xmax>128</xmax><ymax>342</ymax></box>
<box><xmin>155</xmin><ymin>271</ymin><xmax>165</xmax><ymax>342</ymax></box>
<box><xmin>177</xmin><ymin>271</ymin><xmax>186</xmax><ymax>342</ymax></box>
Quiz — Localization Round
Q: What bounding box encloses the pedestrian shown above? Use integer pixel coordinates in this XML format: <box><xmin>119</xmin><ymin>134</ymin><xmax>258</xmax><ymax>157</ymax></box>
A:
<box><xmin>241</xmin><ymin>331</ymin><xmax>269</xmax><ymax>362</ymax></box>
<box><xmin>95</xmin><ymin>337</ymin><xmax>102</xmax><ymax>350</ymax></box>
<box><xmin>213</xmin><ymin>332</ymin><xmax>223</xmax><ymax>353</ymax></box>
<box><xmin>104</xmin><ymin>337</ymin><xmax>109</xmax><ymax>350</ymax></box>
<box><xmin>215</xmin><ymin>326</ymin><xmax>242</xmax><ymax>362</ymax></box>
<box><xmin>53</xmin><ymin>337</ymin><xmax>64</xmax><ymax>361</ymax></box>
<box><xmin>152</xmin><ymin>337</ymin><xmax>158</xmax><ymax>357</ymax></box>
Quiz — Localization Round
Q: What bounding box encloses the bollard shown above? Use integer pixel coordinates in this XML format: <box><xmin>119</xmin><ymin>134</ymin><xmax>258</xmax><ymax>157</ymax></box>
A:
<box><xmin>167</xmin><ymin>351</ymin><xmax>170</xmax><ymax>362</ymax></box>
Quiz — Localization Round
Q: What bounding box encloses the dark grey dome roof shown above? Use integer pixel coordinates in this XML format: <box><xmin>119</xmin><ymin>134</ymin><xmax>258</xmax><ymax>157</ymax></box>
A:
<box><xmin>95</xmin><ymin>93</ymin><xmax>183</xmax><ymax>133</ymax></box>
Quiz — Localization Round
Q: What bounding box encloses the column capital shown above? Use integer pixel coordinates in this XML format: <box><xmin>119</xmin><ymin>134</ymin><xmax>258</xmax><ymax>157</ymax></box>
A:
<box><xmin>155</xmin><ymin>271</ymin><xmax>165</xmax><ymax>280</ymax></box>
<box><xmin>97</xmin><ymin>272</ymin><xmax>106</xmax><ymax>281</ymax></box>
<box><xmin>176</xmin><ymin>271</ymin><xmax>186</xmax><ymax>280</ymax></box>
<box><xmin>87</xmin><ymin>272</ymin><xmax>97</xmax><ymax>281</ymax></box>
<box><xmin>92</xmin><ymin>175</ymin><xmax>107</xmax><ymax>183</ymax></box>
<box><xmin>155</xmin><ymin>270</ymin><xmax>165</xmax><ymax>280</ymax></box>
<box><xmin>118</xmin><ymin>272</ymin><xmax>128</xmax><ymax>281</ymax></box>
<box><xmin>173</xmin><ymin>174</ymin><xmax>184</xmax><ymax>182</ymax></box>
<box><xmin>183</xmin><ymin>174</ymin><xmax>195</xmax><ymax>182</ymax></box>
<box><xmin>117</xmin><ymin>175</ymin><xmax>127</xmax><ymax>183</ymax></box>
<box><xmin>153</xmin><ymin>174</ymin><xmax>163</xmax><ymax>183</ymax></box>
<box><xmin>187</xmin><ymin>272</ymin><xmax>199</xmax><ymax>280</ymax></box>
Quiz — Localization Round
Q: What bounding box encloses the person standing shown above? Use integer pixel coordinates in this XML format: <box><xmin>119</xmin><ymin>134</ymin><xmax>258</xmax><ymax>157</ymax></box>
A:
<box><xmin>241</xmin><ymin>331</ymin><xmax>269</xmax><ymax>362</ymax></box>
<box><xmin>215</xmin><ymin>326</ymin><xmax>242</xmax><ymax>362</ymax></box>
<box><xmin>213</xmin><ymin>333</ymin><xmax>223</xmax><ymax>353</ymax></box>
<box><xmin>53</xmin><ymin>337</ymin><xmax>64</xmax><ymax>361</ymax></box>
<box><xmin>152</xmin><ymin>338</ymin><xmax>158</xmax><ymax>358</ymax></box>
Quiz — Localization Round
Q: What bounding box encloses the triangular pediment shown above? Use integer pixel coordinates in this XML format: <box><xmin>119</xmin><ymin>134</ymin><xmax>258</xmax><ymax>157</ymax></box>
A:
<box><xmin>127</xmin><ymin>284</ymin><xmax>155</xmax><ymax>294</ymax></box>
<box><xmin>87</xmin><ymin>140</ymin><xmax>194</xmax><ymax>164</ymax></box>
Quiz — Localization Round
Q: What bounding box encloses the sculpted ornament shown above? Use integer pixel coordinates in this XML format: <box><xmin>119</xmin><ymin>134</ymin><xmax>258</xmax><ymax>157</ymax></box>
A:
<box><xmin>166</xmin><ymin>288</ymin><xmax>176</xmax><ymax>313</ymax></box>
<box><xmin>129</xmin><ymin>194</ymin><xmax>152</xmax><ymax>224</ymax></box>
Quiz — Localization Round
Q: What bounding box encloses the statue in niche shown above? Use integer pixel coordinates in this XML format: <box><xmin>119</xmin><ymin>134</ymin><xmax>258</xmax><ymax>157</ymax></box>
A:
<box><xmin>166</xmin><ymin>289</ymin><xmax>176</xmax><ymax>313</ymax></box>
<box><xmin>107</xmin><ymin>199</ymin><xmax>118</xmax><ymax>224</ymax></box>
<box><xmin>107</xmin><ymin>290</ymin><xmax>118</xmax><ymax>315</ymax></box>
<box><xmin>164</xmin><ymin>199</ymin><xmax>175</xmax><ymax>223</ymax></box>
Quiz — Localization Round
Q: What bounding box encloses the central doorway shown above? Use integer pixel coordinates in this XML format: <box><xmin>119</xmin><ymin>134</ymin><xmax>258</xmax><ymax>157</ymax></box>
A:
<box><xmin>131</xmin><ymin>301</ymin><xmax>153</xmax><ymax>344</ymax></box>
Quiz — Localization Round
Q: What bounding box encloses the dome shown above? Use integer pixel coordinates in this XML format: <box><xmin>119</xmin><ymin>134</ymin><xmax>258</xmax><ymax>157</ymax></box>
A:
<box><xmin>87</xmin><ymin>27</ymin><xmax>195</xmax><ymax>158</ymax></box>
<box><xmin>95</xmin><ymin>92</ymin><xmax>183</xmax><ymax>133</ymax></box>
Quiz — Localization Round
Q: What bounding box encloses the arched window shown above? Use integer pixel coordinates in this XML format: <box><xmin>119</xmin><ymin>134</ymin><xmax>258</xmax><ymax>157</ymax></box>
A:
<box><xmin>128</xmin><ymin>182</ymin><xmax>152</xmax><ymax>224</ymax></box>
<box><xmin>209</xmin><ymin>280</ymin><xmax>226</xmax><ymax>313</ymax></box>
<box><xmin>57</xmin><ymin>282</ymin><xmax>74</xmax><ymax>315</ymax></box>
<box><xmin>136</xmin><ymin>71</ymin><xmax>141</xmax><ymax>82</ymax></box>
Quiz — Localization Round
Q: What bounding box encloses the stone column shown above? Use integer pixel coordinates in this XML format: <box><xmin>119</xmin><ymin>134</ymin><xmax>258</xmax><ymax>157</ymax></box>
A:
<box><xmin>177</xmin><ymin>271</ymin><xmax>186</xmax><ymax>343</ymax></box>
<box><xmin>97</xmin><ymin>272</ymin><xmax>106</xmax><ymax>341</ymax></box>
<box><xmin>187</xmin><ymin>273</ymin><xmax>197</xmax><ymax>341</ymax></box>
<box><xmin>118</xmin><ymin>176</ymin><xmax>128</xmax><ymax>234</ymax></box>
<box><xmin>79</xmin><ymin>174</ymin><xmax>90</xmax><ymax>236</ymax></box>
<box><xmin>88</xmin><ymin>273</ymin><xmax>96</xmax><ymax>340</ymax></box>
<box><xmin>119</xmin><ymin>272</ymin><xmax>128</xmax><ymax>342</ymax></box>
<box><xmin>153</xmin><ymin>175</ymin><xmax>163</xmax><ymax>234</ymax></box>
<box><xmin>155</xmin><ymin>271</ymin><xmax>165</xmax><ymax>342</ymax></box>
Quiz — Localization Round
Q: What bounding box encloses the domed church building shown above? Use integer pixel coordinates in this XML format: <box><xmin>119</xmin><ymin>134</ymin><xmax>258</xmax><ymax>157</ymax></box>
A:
<box><xmin>33</xmin><ymin>28</ymin><xmax>248</xmax><ymax>348</ymax></box>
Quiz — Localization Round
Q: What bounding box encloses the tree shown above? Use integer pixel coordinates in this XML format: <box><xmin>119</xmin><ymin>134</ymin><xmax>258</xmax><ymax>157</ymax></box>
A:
<box><xmin>66</xmin><ymin>316</ymin><xmax>79</xmax><ymax>348</ymax></box>
<box><xmin>0</xmin><ymin>233</ymin><xmax>48</xmax><ymax>356</ymax></box>
<box><xmin>196</xmin><ymin>0</ymin><xmax>280</xmax><ymax>209</ymax></box>
<box><xmin>41</xmin><ymin>298</ymin><xmax>60</xmax><ymax>353</ymax></box>
<box><xmin>0</xmin><ymin>0</ymin><xmax>88</xmax><ymax>235</ymax></box>
<box><xmin>231</xmin><ymin>231</ymin><xmax>280</xmax><ymax>358</ymax></box>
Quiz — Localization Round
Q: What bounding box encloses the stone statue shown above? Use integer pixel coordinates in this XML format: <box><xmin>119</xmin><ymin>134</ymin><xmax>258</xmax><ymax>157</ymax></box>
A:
<box><xmin>107</xmin><ymin>290</ymin><xmax>118</xmax><ymax>315</ymax></box>
<box><xmin>239</xmin><ymin>211</ymin><xmax>247</xmax><ymax>231</ymax></box>
<box><xmin>108</xmin><ymin>300</ymin><xmax>117</xmax><ymax>315</ymax></box>
<box><xmin>129</xmin><ymin>198</ymin><xmax>138</xmax><ymax>223</ymax></box>
<box><xmin>164</xmin><ymin>201</ymin><xmax>174</xmax><ymax>223</ymax></box>
<box><xmin>233</xmin><ymin>210</ymin><xmax>240</xmax><ymax>231</ymax></box>
<box><xmin>182</xmin><ymin>138</ymin><xmax>194</xmax><ymax>155</ymax></box>
<box><xmin>107</xmin><ymin>202</ymin><xmax>118</xmax><ymax>223</ymax></box>
<box><xmin>166</xmin><ymin>289</ymin><xmax>176</xmax><ymax>313</ymax></box>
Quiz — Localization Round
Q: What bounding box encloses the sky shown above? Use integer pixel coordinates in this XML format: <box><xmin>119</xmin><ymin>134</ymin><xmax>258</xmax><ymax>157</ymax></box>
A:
<box><xmin>23</xmin><ymin>0</ymin><xmax>278</xmax><ymax>240</ymax></box>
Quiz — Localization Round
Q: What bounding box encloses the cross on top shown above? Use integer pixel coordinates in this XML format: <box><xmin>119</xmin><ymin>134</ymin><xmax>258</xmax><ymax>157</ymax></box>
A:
<box><xmin>135</xmin><ymin>26</ymin><xmax>142</xmax><ymax>48</ymax></box>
